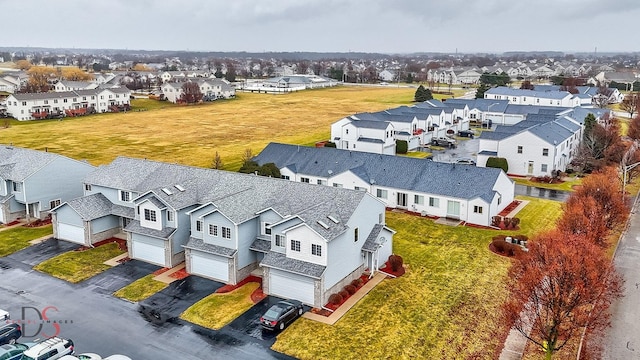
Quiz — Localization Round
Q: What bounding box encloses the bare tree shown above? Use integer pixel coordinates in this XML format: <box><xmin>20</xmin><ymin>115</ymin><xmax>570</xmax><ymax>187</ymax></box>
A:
<box><xmin>620</xmin><ymin>92</ymin><xmax>640</xmax><ymax>119</ymax></box>
<box><xmin>211</xmin><ymin>152</ymin><xmax>223</xmax><ymax>170</ymax></box>
<box><xmin>180</xmin><ymin>82</ymin><xmax>203</xmax><ymax>104</ymax></box>
<box><xmin>241</xmin><ymin>148</ymin><xmax>253</xmax><ymax>165</ymax></box>
<box><xmin>594</xmin><ymin>82</ymin><xmax>613</xmax><ymax>108</ymax></box>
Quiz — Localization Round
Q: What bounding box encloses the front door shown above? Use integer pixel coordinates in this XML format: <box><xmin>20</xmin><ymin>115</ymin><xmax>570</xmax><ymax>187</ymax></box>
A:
<box><xmin>447</xmin><ymin>200</ymin><xmax>460</xmax><ymax>219</ymax></box>
<box><xmin>397</xmin><ymin>192</ymin><xmax>407</xmax><ymax>208</ymax></box>
<box><xmin>527</xmin><ymin>161</ymin><xmax>534</xmax><ymax>175</ymax></box>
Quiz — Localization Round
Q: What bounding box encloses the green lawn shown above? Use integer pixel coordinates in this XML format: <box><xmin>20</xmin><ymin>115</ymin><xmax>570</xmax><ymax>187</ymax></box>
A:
<box><xmin>0</xmin><ymin>225</ymin><xmax>52</xmax><ymax>257</ymax></box>
<box><xmin>34</xmin><ymin>243</ymin><xmax>125</xmax><ymax>283</ymax></box>
<box><xmin>181</xmin><ymin>282</ymin><xmax>260</xmax><ymax>330</ymax></box>
<box><xmin>511</xmin><ymin>176</ymin><xmax>583</xmax><ymax>192</ymax></box>
<box><xmin>400</xmin><ymin>151</ymin><xmax>430</xmax><ymax>159</ymax></box>
<box><xmin>113</xmin><ymin>274</ymin><xmax>168</xmax><ymax>302</ymax></box>
<box><xmin>273</xmin><ymin>198</ymin><xmax>562</xmax><ymax>360</ymax></box>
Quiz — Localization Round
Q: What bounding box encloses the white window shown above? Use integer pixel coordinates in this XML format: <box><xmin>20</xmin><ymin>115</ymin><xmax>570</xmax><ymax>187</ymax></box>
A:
<box><xmin>222</xmin><ymin>226</ymin><xmax>231</xmax><ymax>239</ymax></box>
<box><xmin>414</xmin><ymin>195</ymin><xmax>424</xmax><ymax>205</ymax></box>
<box><xmin>281</xmin><ymin>175</ymin><xmax>290</xmax><ymax>180</ymax></box>
<box><xmin>354</xmin><ymin>186</ymin><xmax>366</xmax><ymax>191</ymax></box>
<box><xmin>196</xmin><ymin>220</ymin><xmax>202</xmax><ymax>232</ymax></box>
<box><xmin>144</xmin><ymin>209</ymin><xmax>157</xmax><ymax>222</ymax></box>
<box><xmin>541</xmin><ymin>164</ymin><xmax>548</xmax><ymax>172</ymax></box>
<box><xmin>49</xmin><ymin>199</ymin><xmax>61</xmax><ymax>209</ymax></box>
<box><xmin>301</xmin><ymin>177</ymin><xmax>310</xmax><ymax>183</ymax></box>
<box><xmin>312</xmin><ymin>244</ymin><xmax>322</xmax><ymax>256</ymax></box>
<box><xmin>517</xmin><ymin>146</ymin><xmax>523</xmax><ymax>154</ymax></box>
<box><xmin>354</xmin><ymin>228</ymin><xmax>359</xmax><ymax>242</ymax></box>
<box><xmin>473</xmin><ymin>206</ymin><xmax>483</xmax><ymax>214</ymax></box>
<box><xmin>262</xmin><ymin>222</ymin><xmax>271</xmax><ymax>235</ymax></box>
<box><xmin>333</xmin><ymin>183</ymin><xmax>343</xmax><ymax>188</ymax></box>
<box><xmin>317</xmin><ymin>179</ymin><xmax>325</xmax><ymax>185</ymax></box>
<box><xmin>84</xmin><ymin>184</ymin><xmax>91</xmax><ymax>191</ymax></box>
<box><xmin>376</xmin><ymin>189</ymin><xmax>388</xmax><ymax>199</ymax></box>
<box><xmin>167</xmin><ymin>211</ymin><xmax>174</xmax><ymax>222</ymax></box>
<box><xmin>542</xmin><ymin>148</ymin><xmax>549</xmax><ymax>156</ymax></box>
<box><xmin>209</xmin><ymin>224</ymin><xmax>218</xmax><ymax>236</ymax></box>
<box><xmin>291</xmin><ymin>239</ymin><xmax>301</xmax><ymax>252</ymax></box>
<box><xmin>429</xmin><ymin>197</ymin><xmax>439</xmax><ymax>207</ymax></box>
<box><xmin>119</xmin><ymin>190</ymin><xmax>131</xmax><ymax>202</ymax></box>
<box><xmin>275</xmin><ymin>235</ymin><xmax>285</xmax><ymax>247</ymax></box>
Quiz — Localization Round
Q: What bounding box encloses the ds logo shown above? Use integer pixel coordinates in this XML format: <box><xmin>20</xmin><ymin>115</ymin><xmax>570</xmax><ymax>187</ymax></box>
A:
<box><xmin>19</xmin><ymin>306</ymin><xmax>72</xmax><ymax>337</ymax></box>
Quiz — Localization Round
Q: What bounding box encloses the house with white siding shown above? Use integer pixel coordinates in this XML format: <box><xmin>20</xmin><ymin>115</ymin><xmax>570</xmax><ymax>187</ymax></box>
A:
<box><xmin>160</xmin><ymin>79</ymin><xmax>235</xmax><ymax>103</ymax></box>
<box><xmin>5</xmin><ymin>87</ymin><xmax>132</xmax><ymax>120</ymax></box>
<box><xmin>0</xmin><ymin>146</ymin><xmax>95</xmax><ymax>224</ymax></box>
<box><xmin>52</xmin><ymin>157</ymin><xmax>393</xmax><ymax>307</ymax></box>
<box><xmin>253</xmin><ymin>143</ymin><xmax>515</xmax><ymax>227</ymax></box>
<box><xmin>485</xmin><ymin>87</ymin><xmax>580</xmax><ymax>107</ymax></box>
<box><xmin>54</xmin><ymin>81</ymin><xmax>97</xmax><ymax>92</ymax></box>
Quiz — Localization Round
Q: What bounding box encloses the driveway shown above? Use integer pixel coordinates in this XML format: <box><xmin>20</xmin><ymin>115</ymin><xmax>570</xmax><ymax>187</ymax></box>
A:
<box><xmin>430</xmin><ymin>138</ymin><xmax>479</xmax><ymax>163</ymax></box>
<box><xmin>82</xmin><ymin>259</ymin><xmax>160</xmax><ymax>294</ymax></box>
<box><xmin>139</xmin><ymin>276</ymin><xmax>224</xmax><ymax>324</ymax></box>
<box><xmin>7</xmin><ymin>238</ymin><xmax>79</xmax><ymax>266</ymax></box>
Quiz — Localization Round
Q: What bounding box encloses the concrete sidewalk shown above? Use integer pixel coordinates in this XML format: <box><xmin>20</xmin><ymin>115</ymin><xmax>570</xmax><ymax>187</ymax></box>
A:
<box><xmin>153</xmin><ymin>263</ymin><xmax>186</xmax><ymax>284</ymax></box>
<box><xmin>302</xmin><ymin>272</ymin><xmax>387</xmax><ymax>325</ymax></box>
<box><xmin>0</xmin><ymin>219</ymin><xmax>27</xmax><ymax>232</ymax></box>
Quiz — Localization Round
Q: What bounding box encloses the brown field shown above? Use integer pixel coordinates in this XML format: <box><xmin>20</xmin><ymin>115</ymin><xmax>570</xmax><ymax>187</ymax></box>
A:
<box><xmin>0</xmin><ymin>86</ymin><xmax>422</xmax><ymax>170</ymax></box>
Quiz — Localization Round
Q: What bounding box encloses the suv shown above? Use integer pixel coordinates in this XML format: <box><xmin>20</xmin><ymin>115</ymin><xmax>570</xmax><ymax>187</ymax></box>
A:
<box><xmin>0</xmin><ymin>324</ymin><xmax>21</xmax><ymax>345</ymax></box>
<box><xmin>457</xmin><ymin>130</ymin><xmax>475</xmax><ymax>138</ymax></box>
<box><xmin>20</xmin><ymin>337</ymin><xmax>74</xmax><ymax>360</ymax></box>
<box><xmin>431</xmin><ymin>137</ymin><xmax>457</xmax><ymax>148</ymax></box>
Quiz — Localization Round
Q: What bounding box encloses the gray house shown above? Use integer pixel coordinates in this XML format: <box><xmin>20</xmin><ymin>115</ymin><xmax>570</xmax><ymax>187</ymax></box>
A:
<box><xmin>52</xmin><ymin>157</ymin><xmax>393</xmax><ymax>307</ymax></box>
<box><xmin>0</xmin><ymin>145</ymin><xmax>95</xmax><ymax>224</ymax></box>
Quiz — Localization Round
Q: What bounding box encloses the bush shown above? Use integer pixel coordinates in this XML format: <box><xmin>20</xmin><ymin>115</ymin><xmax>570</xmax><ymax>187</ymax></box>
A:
<box><xmin>503</xmin><ymin>217</ymin><xmax>512</xmax><ymax>229</ymax></box>
<box><xmin>328</xmin><ymin>293</ymin><xmax>342</xmax><ymax>305</ymax></box>
<box><xmin>350</xmin><ymin>278</ymin><xmax>363</xmax><ymax>288</ymax></box>
<box><xmin>491</xmin><ymin>216</ymin><xmax>502</xmax><ymax>227</ymax></box>
<box><xmin>510</xmin><ymin>217</ymin><xmax>520</xmax><ymax>229</ymax></box>
<box><xmin>389</xmin><ymin>254</ymin><xmax>404</xmax><ymax>272</ymax></box>
<box><xmin>324</xmin><ymin>141</ymin><xmax>337</xmax><ymax>148</ymax></box>
<box><xmin>344</xmin><ymin>284</ymin><xmax>357</xmax><ymax>295</ymax></box>
<box><xmin>513</xmin><ymin>234</ymin><xmax>528</xmax><ymax>242</ymax></box>
<box><xmin>492</xmin><ymin>239</ymin><xmax>523</xmax><ymax>256</ymax></box>
<box><xmin>492</xmin><ymin>239</ymin><xmax>507</xmax><ymax>253</ymax></box>
<box><xmin>492</xmin><ymin>234</ymin><xmax>507</xmax><ymax>242</ymax></box>
<box><xmin>486</xmin><ymin>157</ymin><xmax>509</xmax><ymax>173</ymax></box>
<box><xmin>338</xmin><ymin>290</ymin><xmax>349</xmax><ymax>299</ymax></box>
<box><xmin>396</xmin><ymin>140</ymin><xmax>408</xmax><ymax>154</ymax></box>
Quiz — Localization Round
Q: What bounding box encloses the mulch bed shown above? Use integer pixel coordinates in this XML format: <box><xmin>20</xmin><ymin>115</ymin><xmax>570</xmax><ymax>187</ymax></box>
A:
<box><xmin>488</xmin><ymin>243</ymin><xmax>521</xmax><ymax>259</ymax></box>
<box><xmin>117</xmin><ymin>256</ymin><xmax>131</xmax><ymax>264</ymax></box>
<box><xmin>152</xmin><ymin>267</ymin><xmax>170</xmax><ymax>276</ymax></box>
<box><xmin>4</xmin><ymin>220</ymin><xmax>21</xmax><ymax>227</ymax></box>
<box><xmin>215</xmin><ymin>275</ymin><xmax>262</xmax><ymax>293</ymax></box>
<box><xmin>250</xmin><ymin>288</ymin><xmax>267</xmax><ymax>304</ymax></box>
<box><xmin>168</xmin><ymin>268</ymin><xmax>190</xmax><ymax>280</ymax></box>
<box><xmin>498</xmin><ymin>200</ymin><xmax>522</xmax><ymax>217</ymax></box>
<box><xmin>464</xmin><ymin>222</ymin><xmax>494</xmax><ymax>230</ymax></box>
<box><xmin>75</xmin><ymin>237</ymin><xmax>127</xmax><ymax>252</ymax></box>
<box><xmin>314</xmin><ymin>274</ymin><xmax>371</xmax><ymax>316</ymax></box>
<box><xmin>379</xmin><ymin>263</ymin><xmax>406</xmax><ymax>278</ymax></box>
<box><xmin>24</xmin><ymin>218</ymin><xmax>52</xmax><ymax>227</ymax></box>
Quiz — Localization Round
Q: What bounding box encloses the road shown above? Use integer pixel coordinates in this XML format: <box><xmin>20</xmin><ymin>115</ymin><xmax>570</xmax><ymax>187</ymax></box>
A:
<box><xmin>602</xmin><ymin>195</ymin><xmax>640</xmax><ymax>359</ymax></box>
<box><xmin>0</xmin><ymin>254</ymin><xmax>290</xmax><ymax>360</ymax></box>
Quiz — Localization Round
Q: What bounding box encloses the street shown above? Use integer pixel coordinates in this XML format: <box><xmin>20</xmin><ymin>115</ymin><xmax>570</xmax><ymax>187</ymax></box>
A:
<box><xmin>0</xmin><ymin>252</ymin><xmax>291</xmax><ymax>360</ymax></box>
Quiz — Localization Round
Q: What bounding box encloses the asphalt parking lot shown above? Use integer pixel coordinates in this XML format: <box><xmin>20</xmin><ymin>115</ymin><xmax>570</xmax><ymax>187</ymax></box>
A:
<box><xmin>0</xmin><ymin>243</ymin><xmax>296</xmax><ymax>359</ymax></box>
<box><xmin>429</xmin><ymin>137</ymin><xmax>479</xmax><ymax>163</ymax></box>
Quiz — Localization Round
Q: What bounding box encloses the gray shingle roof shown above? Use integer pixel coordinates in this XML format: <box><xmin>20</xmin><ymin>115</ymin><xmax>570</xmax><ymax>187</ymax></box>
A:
<box><xmin>486</xmin><ymin>87</ymin><xmax>572</xmax><ymax>100</ymax></box>
<box><xmin>0</xmin><ymin>145</ymin><xmax>84</xmax><ymax>181</ymax></box>
<box><xmin>260</xmin><ymin>251</ymin><xmax>326</xmax><ymax>278</ymax></box>
<box><xmin>85</xmin><ymin>157</ymin><xmax>367</xmax><ymax>240</ymax></box>
<box><xmin>249</xmin><ymin>238</ymin><xmax>271</xmax><ymax>253</ymax></box>
<box><xmin>350</xmin><ymin>120</ymin><xmax>391</xmax><ymax>129</ymax></box>
<box><xmin>253</xmin><ymin>143</ymin><xmax>506</xmax><ymax>204</ymax></box>
<box><xmin>184</xmin><ymin>237</ymin><xmax>236</xmax><ymax>257</ymax></box>
<box><xmin>63</xmin><ymin>193</ymin><xmax>113</xmax><ymax>220</ymax></box>
<box><xmin>362</xmin><ymin>224</ymin><xmax>383</xmax><ymax>252</ymax></box>
<box><xmin>125</xmin><ymin>220</ymin><xmax>176</xmax><ymax>239</ymax></box>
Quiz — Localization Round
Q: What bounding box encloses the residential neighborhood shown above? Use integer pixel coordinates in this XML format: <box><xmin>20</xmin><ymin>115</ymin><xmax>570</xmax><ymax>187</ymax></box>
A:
<box><xmin>1</xmin><ymin>3</ymin><xmax>640</xmax><ymax>359</ymax></box>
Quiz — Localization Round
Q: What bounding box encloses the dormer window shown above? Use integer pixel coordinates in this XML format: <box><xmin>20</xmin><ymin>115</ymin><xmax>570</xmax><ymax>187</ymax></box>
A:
<box><xmin>119</xmin><ymin>190</ymin><xmax>131</xmax><ymax>202</ymax></box>
<box><xmin>144</xmin><ymin>209</ymin><xmax>157</xmax><ymax>222</ymax></box>
<box><xmin>12</xmin><ymin>182</ymin><xmax>22</xmax><ymax>192</ymax></box>
<box><xmin>167</xmin><ymin>211</ymin><xmax>174</xmax><ymax>222</ymax></box>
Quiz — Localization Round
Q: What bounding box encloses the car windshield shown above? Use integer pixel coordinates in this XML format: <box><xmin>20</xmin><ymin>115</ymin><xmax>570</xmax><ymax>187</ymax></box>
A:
<box><xmin>263</xmin><ymin>306</ymin><xmax>283</xmax><ymax>319</ymax></box>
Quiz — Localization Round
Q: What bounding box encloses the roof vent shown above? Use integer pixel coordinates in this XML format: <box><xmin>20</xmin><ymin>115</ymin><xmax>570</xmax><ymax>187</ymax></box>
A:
<box><xmin>174</xmin><ymin>184</ymin><xmax>185</xmax><ymax>192</ymax></box>
<box><xmin>161</xmin><ymin>188</ymin><xmax>173</xmax><ymax>195</ymax></box>
<box><xmin>327</xmin><ymin>215</ymin><xmax>340</xmax><ymax>224</ymax></box>
<box><xmin>317</xmin><ymin>220</ymin><xmax>330</xmax><ymax>229</ymax></box>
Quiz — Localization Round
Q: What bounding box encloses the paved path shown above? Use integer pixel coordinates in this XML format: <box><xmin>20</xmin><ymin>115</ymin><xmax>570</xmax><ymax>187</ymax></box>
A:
<box><xmin>602</xmin><ymin>195</ymin><xmax>640</xmax><ymax>359</ymax></box>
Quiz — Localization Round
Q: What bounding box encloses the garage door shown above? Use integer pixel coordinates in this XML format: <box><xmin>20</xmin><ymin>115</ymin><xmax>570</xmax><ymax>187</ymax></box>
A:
<box><xmin>0</xmin><ymin>209</ymin><xmax>4</xmax><ymax>224</ymax></box>
<box><xmin>131</xmin><ymin>238</ymin><xmax>165</xmax><ymax>266</ymax></box>
<box><xmin>57</xmin><ymin>223</ymin><xmax>85</xmax><ymax>244</ymax></box>
<box><xmin>269</xmin><ymin>269</ymin><xmax>315</xmax><ymax>306</ymax></box>
<box><xmin>190</xmin><ymin>252</ymin><xmax>229</xmax><ymax>282</ymax></box>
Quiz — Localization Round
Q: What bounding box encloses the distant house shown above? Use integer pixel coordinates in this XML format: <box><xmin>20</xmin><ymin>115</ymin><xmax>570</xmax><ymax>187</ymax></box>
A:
<box><xmin>254</xmin><ymin>143</ymin><xmax>515</xmax><ymax>227</ymax></box>
<box><xmin>485</xmin><ymin>87</ymin><xmax>580</xmax><ymax>107</ymax></box>
<box><xmin>52</xmin><ymin>157</ymin><xmax>393</xmax><ymax>307</ymax></box>
<box><xmin>5</xmin><ymin>87</ymin><xmax>132</xmax><ymax>120</ymax></box>
<box><xmin>0</xmin><ymin>77</ymin><xmax>17</xmax><ymax>93</ymax></box>
<box><xmin>54</xmin><ymin>81</ymin><xmax>97</xmax><ymax>92</ymax></box>
<box><xmin>0</xmin><ymin>146</ymin><xmax>95</xmax><ymax>223</ymax></box>
<box><xmin>379</xmin><ymin>70</ymin><xmax>396</xmax><ymax>82</ymax></box>
<box><xmin>476</xmin><ymin>108</ymin><xmax>609</xmax><ymax>176</ymax></box>
<box><xmin>160</xmin><ymin>79</ymin><xmax>235</xmax><ymax>103</ymax></box>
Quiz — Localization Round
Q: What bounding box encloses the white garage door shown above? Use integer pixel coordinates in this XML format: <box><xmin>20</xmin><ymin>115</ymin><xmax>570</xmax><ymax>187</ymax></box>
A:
<box><xmin>269</xmin><ymin>269</ymin><xmax>315</xmax><ymax>306</ymax></box>
<box><xmin>57</xmin><ymin>223</ymin><xmax>85</xmax><ymax>244</ymax></box>
<box><xmin>190</xmin><ymin>252</ymin><xmax>229</xmax><ymax>282</ymax></box>
<box><xmin>131</xmin><ymin>238</ymin><xmax>165</xmax><ymax>266</ymax></box>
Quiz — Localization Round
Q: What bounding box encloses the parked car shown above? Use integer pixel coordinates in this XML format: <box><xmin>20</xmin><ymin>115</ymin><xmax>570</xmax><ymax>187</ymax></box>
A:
<box><xmin>457</xmin><ymin>130</ymin><xmax>475</xmax><ymax>138</ymax></box>
<box><xmin>103</xmin><ymin>356</ymin><xmax>132</xmax><ymax>360</ymax></box>
<box><xmin>455</xmin><ymin>158</ymin><xmax>476</xmax><ymax>166</ymax></box>
<box><xmin>20</xmin><ymin>337</ymin><xmax>74</xmax><ymax>360</ymax></box>
<box><xmin>59</xmin><ymin>354</ymin><xmax>101</xmax><ymax>360</ymax></box>
<box><xmin>0</xmin><ymin>324</ymin><xmax>21</xmax><ymax>345</ymax></box>
<box><xmin>260</xmin><ymin>300</ymin><xmax>304</xmax><ymax>331</ymax></box>
<box><xmin>0</xmin><ymin>342</ymin><xmax>37</xmax><ymax>360</ymax></box>
<box><xmin>431</xmin><ymin>137</ymin><xmax>457</xmax><ymax>148</ymax></box>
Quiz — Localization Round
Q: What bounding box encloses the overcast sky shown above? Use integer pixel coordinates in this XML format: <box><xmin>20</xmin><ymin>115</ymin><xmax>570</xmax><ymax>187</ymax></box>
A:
<box><xmin>3</xmin><ymin>0</ymin><xmax>639</xmax><ymax>54</ymax></box>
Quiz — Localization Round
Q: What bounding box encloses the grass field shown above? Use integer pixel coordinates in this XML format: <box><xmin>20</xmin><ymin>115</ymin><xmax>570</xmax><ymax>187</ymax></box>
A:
<box><xmin>0</xmin><ymin>225</ymin><xmax>52</xmax><ymax>257</ymax></box>
<box><xmin>113</xmin><ymin>274</ymin><xmax>168</xmax><ymax>302</ymax></box>
<box><xmin>511</xmin><ymin>176</ymin><xmax>583</xmax><ymax>192</ymax></box>
<box><xmin>273</xmin><ymin>197</ymin><xmax>562</xmax><ymax>360</ymax></box>
<box><xmin>0</xmin><ymin>87</ymin><xmax>416</xmax><ymax>170</ymax></box>
<box><xmin>34</xmin><ymin>243</ymin><xmax>125</xmax><ymax>283</ymax></box>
